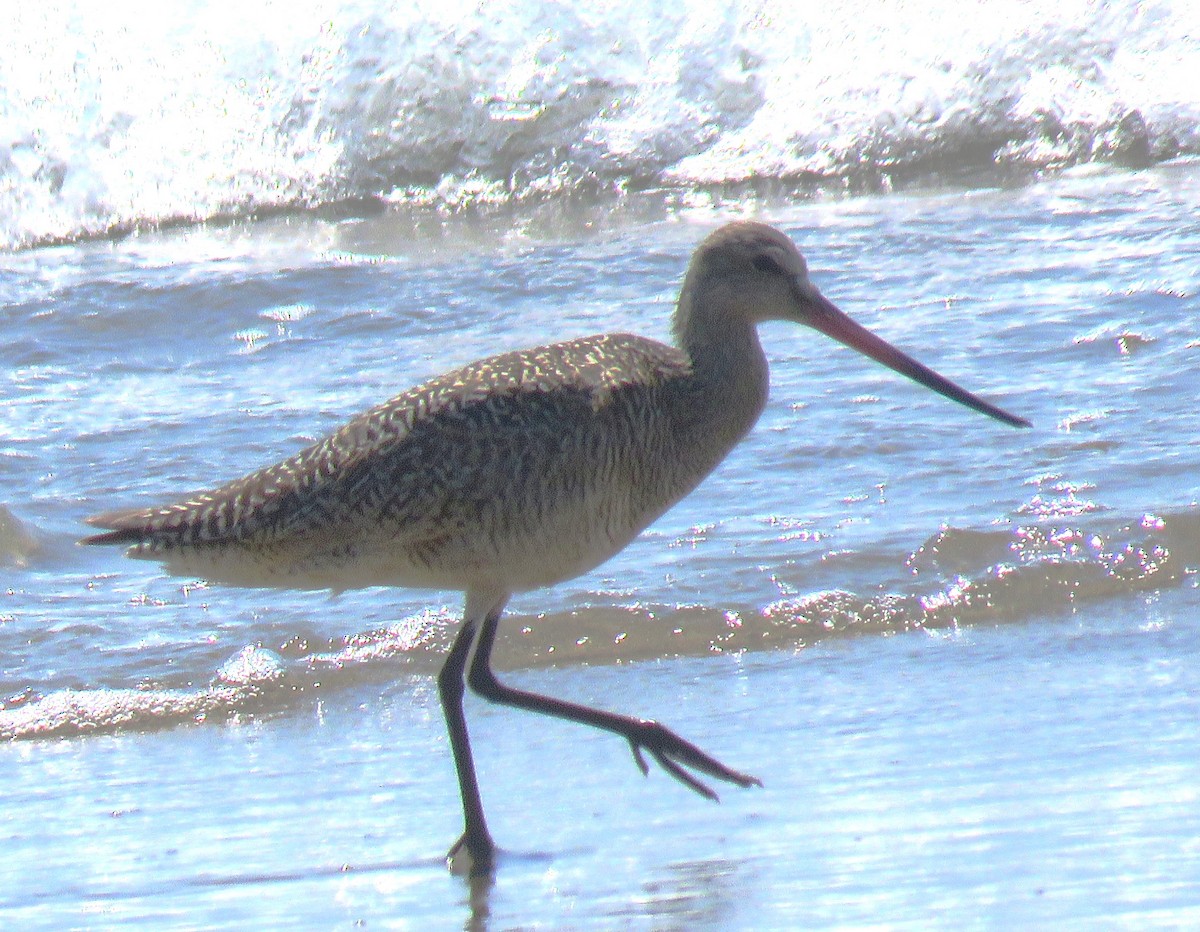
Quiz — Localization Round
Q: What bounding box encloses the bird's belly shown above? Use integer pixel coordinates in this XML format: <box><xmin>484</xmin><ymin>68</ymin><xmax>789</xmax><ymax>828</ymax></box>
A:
<box><xmin>390</xmin><ymin>491</ymin><xmax>653</xmax><ymax>593</ymax></box>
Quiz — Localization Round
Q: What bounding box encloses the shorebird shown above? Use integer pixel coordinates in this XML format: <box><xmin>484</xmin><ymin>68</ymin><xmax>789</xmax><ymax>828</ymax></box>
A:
<box><xmin>82</xmin><ymin>221</ymin><xmax>1029</xmax><ymax>873</ymax></box>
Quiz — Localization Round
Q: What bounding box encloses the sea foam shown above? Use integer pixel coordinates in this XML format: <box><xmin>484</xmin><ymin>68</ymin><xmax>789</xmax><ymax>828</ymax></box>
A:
<box><xmin>2</xmin><ymin>0</ymin><xmax>1198</xmax><ymax>249</ymax></box>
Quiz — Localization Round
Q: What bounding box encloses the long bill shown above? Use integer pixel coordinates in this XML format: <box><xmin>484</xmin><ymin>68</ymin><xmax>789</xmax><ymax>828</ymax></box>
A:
<box><xmin>801</xmin><ymin>286</ymin><xmax>1031</xmax><ymax>429</ymax></box>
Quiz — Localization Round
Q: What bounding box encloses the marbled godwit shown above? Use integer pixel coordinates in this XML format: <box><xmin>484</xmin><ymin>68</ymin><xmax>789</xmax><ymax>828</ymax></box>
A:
<box><xmin>82</xmin><ymin>221</ymin><xmax>1029</xmax><ymax>873</ymax></box>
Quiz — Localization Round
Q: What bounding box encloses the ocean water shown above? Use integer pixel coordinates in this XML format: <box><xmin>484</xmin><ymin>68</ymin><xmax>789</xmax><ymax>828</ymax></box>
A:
<box><xmin>4</xmin><ymin>3</ymin><xmax>1200</xmax><ymax>929</ymax></box>
<box><xmin>5</xmin><ymin>0</ymin><xmax>1200</xmax><ymax>250</ymax></box>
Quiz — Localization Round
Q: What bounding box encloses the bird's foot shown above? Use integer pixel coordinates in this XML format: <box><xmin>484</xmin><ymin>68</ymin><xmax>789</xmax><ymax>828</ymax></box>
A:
<box><xmin>626</xmin><ymin>719</ymin><xmax>762</xmax><ymax>800</ymax></box>
<box><xmin>446</xmin><ymin>827</ymin><xmax>497</xmax><ymax>876</ymax></box>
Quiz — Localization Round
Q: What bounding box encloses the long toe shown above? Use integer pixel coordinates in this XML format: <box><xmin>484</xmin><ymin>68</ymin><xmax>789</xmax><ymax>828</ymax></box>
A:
<box><xmin>632</xmin><ymin>719</ymin><xmax>761</xmax><ymax>794</ymax></box>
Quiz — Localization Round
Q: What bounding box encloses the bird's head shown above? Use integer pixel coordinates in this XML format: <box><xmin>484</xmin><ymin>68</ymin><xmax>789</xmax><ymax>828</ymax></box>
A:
<box><xmin>677</xmin><ymin>220</ymin><xmax>1030</xmax><ymax>428</ymax></box>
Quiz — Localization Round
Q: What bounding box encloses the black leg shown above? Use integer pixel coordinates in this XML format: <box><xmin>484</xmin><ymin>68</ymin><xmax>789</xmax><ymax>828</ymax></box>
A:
<box><xmin>438</xmin><ymin>617</ymin><xmax>495</xmax><ymax>874</ymax></box>
<box><xmin>466</xmin><ymin>613</ymin><xmax>761</xmax><ymax>800</ymax></box>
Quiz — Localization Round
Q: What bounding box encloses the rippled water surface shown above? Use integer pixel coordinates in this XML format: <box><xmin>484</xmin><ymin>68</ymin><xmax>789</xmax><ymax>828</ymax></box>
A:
<box><xmin>3</xmin><ymin>162</ymin><xmax>1200</xmax><ymax>927</ymax></box>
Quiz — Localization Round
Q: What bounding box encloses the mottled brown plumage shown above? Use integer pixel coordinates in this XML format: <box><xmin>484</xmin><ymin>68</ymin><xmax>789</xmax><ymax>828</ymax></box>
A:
<box><xmin>82</xmin><ymin>330</ymin><xmax>758</xmax><ymax>592</ymax></box>
<box><xmin>83</xmin><ymin>221</ymin><xmax>1027</xmax><ymax>875</ymax></box>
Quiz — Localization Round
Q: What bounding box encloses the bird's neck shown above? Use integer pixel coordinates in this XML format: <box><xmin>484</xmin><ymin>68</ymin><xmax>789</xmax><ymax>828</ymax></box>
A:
<box><xmin>672</xmin><ymin>281</ymin><xmax>771</xmax><ymax>443</ymax></box>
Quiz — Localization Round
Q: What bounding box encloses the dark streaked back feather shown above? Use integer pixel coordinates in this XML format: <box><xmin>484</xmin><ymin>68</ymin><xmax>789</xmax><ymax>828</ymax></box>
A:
<box><xmin>81</xmin><ymin>332</ymin><xmax>692</xmax><ymax>554</ymax></box>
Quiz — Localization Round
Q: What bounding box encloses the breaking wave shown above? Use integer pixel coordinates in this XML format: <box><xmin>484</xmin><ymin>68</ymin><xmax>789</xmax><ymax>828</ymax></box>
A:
<box><xmin>3</xmin><ymin>0</ymin><xmax>1199</xmax><ymax>249</ymax></box>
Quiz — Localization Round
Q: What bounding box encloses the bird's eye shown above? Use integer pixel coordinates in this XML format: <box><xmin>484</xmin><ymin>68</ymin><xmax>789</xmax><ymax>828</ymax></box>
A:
<box><xmin>752</xmin><ymin>254</ymin><xmax>784</xmax><ymax>275</ymax></box>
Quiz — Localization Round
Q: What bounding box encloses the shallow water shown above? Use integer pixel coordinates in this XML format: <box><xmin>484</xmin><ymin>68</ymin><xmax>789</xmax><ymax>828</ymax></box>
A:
<box><xmin>9</xmin><ymin>6</ymin><xmax>1200</xmax><ymax>926</ymax></box>
<box><xmin>3</xmin><ymin>159</ymin><xmax>1200</xmax><ymax>927</ymax></box>
<box><xmin>3</xmin><ymin>610</ymin><xmax>1200</xmax><ymax>928</ymax></box>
